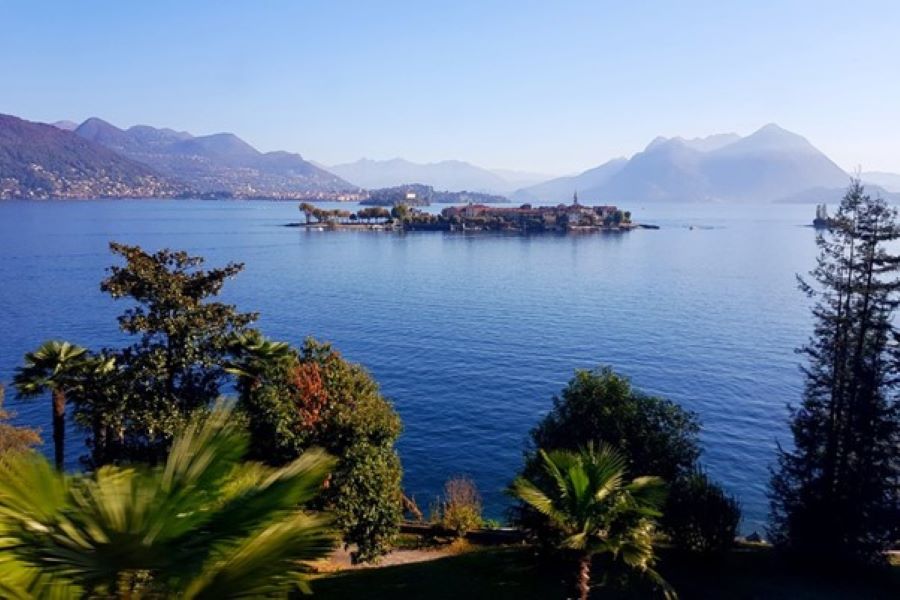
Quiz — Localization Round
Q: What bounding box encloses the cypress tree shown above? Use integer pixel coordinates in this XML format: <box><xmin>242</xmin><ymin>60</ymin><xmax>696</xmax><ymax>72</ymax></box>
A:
<box><xmin>769</xmin><ymin>180</ymin><xmax>900</xmax><ymax>564</ymax></box>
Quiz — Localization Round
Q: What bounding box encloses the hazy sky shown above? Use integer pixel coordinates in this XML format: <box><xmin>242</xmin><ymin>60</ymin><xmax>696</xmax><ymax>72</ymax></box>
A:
<box><xmin>2</xmin><ymin>1</ymin><xmax>899</xmax><ymax>174</ymax></box>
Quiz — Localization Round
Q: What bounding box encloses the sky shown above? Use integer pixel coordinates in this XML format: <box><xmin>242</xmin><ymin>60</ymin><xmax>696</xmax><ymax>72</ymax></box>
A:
<box><xmin>2</xmin><ymin>0</ymin><xmax>899</xmax><ymax>175</ymax></box>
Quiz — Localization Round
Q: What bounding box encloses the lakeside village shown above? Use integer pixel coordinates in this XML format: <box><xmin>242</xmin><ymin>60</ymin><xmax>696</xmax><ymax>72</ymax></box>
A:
<box><xmin>293</xmin><ymin>192</ymin><xmax>656</xmax><ymax>233</ymax></box>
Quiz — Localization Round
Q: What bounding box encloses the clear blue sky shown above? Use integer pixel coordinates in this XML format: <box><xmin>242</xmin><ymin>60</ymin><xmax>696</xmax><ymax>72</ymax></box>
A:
<box><xmin>2</xmin><ymin>0</ymin><xmax>899</xmax><ymax>174</ymax></box>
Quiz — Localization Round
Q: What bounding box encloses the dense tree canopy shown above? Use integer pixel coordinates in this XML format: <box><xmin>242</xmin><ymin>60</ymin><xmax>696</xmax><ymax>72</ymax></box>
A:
<box><xmin>665</xmin><ymin>471</ymin><xmax>741</xmax><ymax>556</ymax></box>
<box><xmin>529</xmin><ymin>368</ymin><xmax>700</xmax><ymax>482</ymax></box>
<box><xmin>78</xmin><ymin>243</ymin><xmax>256</xmax><ymax>464</ymax></box>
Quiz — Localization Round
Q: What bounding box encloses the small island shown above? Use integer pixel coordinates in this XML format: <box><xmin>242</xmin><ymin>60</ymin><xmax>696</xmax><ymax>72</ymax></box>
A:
<box><xmin>294</xmin><ymin>195</ymin><xmax>654</xmax><ymax>233</ymax></box>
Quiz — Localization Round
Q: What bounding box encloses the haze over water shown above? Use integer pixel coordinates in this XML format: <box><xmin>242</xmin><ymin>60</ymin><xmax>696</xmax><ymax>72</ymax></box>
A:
<box><xmin>0</xmin><ymin>200</ymin><xmax>817</xmax><ymax>533</ymax></box>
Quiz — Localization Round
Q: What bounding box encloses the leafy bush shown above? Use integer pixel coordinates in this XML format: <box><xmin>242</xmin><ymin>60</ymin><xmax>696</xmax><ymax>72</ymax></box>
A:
<box><xmin>433</xmin><ymin>476</ymin><xmax>483</xmax><ymax>535</ymax></box>
<box><xmin>0</xmin><ymin>384</ymin><xmax>41</xmax><ymax>456</ymax></box>
<box><xmin>664</xmin><ymin>471</ymin><xmax>740</xmax><ymax>555</ymax></box>
<box><xmin>235</xmin><ymin>338</ymin><xmax>403</xmax><ymax>563</ymax></box>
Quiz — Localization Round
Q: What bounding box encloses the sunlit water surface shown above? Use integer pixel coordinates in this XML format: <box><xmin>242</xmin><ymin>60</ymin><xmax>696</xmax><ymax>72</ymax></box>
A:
<box><xmin>0</xmin><ymin>200</ymin><xmax>820</xmax><ymax>533</ymax></box>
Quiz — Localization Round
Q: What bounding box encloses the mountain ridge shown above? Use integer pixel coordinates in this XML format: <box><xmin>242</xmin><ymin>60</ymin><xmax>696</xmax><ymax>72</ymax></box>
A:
<box><xmin>4</xmin><ymin>114</ymin><xmax>891</xmax><ymax>204</ymax></box>
<box><xmin>71</xmin><ymin>117</ymin><xmax>355</xmax><ymax>198</ymax></box>
<box><xmin>0</xmin><ymin>113</ymin><xmax>189</xmax><ymax>200</ymax></box>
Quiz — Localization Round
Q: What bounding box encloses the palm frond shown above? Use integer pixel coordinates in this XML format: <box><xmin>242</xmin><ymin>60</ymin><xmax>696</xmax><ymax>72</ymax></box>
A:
<box><xmin>560</xmin><ymin>531</ymin><xmax>589</xmax><ymax>550</ymax></box>
<box><xmin>0</xmin><ymin>556</ymin><xmax>82</xmax><ymax>600</ymax></box>
<box><xmin>514</xmin><ymin>444</ymin><xmax>674</xmax><ymax>597</ymax></box>
<box><xmin>509</xmin><ymin>477</ymin><xmax>571</xmax><ymax>530</ymax></box>
<box><xmin>182</xmin><ymin>511</ymin><xmax>335</xmax><ymax>599</ymax></box>
<box><xmin>13</xmin><ymin>340</ymin><xmax>93</xmax><ymax>397</ymax></box>
<box><xmin>0</xmin><ymin>452</ymin><xmax>68</xmax><ymax>523</ymax></box>
<box><xmin>0</xmin><ymin>402</ymin><xmax>337</xmax><ymax>597</ymax></box>
<box><xmin>624</xmin><ymin>476</ymin><xmax>668</xmax><ymax>512</ymax></box>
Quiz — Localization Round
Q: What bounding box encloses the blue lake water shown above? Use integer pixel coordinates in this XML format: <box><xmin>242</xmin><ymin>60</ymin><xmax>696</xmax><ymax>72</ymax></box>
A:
<box><xmin>0</xmin><ymin>199</ymin><xmax>818</xmax><ymax>533</ymax></box>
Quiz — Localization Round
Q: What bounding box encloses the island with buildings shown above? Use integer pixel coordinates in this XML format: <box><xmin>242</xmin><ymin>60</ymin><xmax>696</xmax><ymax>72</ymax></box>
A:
<box><xmin>294</xmin><ymin>194</ymin><xmax>655</xmax><ymax>233</ymax></box>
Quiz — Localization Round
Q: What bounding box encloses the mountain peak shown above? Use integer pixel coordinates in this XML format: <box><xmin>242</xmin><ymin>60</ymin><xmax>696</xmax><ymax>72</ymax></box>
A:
<box><xmin>646</xmin><ymin>136</ymin><xmax>671</xmax><ymax>150</ymax></box>
<box><xmin>78</xmin><ymin>117</ymin><xmax>120</xmax><ymax>130</ymax></box>
<box><xmin>50</xmin><ymin>120</ymin><xmax>78</xmax><ymax>131</ymax></box>
<box><xmin>712</xmin><ymin>123</ymin><xmax>816</xmax><ymax>156</ymax></box>
<box><xmin>746</xmin><ymin>123</ymin><xmax>807</xmax><ymax>143</ymax></box>
<box><xmin>74</xmin><ymin>117</ymin><xmax>129</xmax><ymax>147</ymax></box>
<box><xmin>757</xmin><ymin>122</ymin><xmax>788</xmax><ymax>134</ymax></box>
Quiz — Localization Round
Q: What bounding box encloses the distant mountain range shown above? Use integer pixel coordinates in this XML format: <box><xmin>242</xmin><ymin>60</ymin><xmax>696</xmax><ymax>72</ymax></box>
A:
<box><xmin>0</xmin><ymin>114</ymin><xmax>188</xmax><ymax>200</ymax></box>
<box><xmin>2</xmin><ymin>112</ymin><xmax>899</xmax><ymax>203</ymax></box>
<box><xmin>70</xmin><ymin>118</ymin><xmax>354</xmax><ymax>198</ymax></box>
<box><xmin>329</xmin><ymin>158</ymin><xmax>548</xmax><ymax>195</ymax></box>
<box><xmin>513</xmin><ymin>124</ymin><xmax>898</xmax><ymax>204</ymax></box>
<box><xmin>361</xmin><ymin>183</ymin><xmax>508</xmax><ymax>206</ymax></box>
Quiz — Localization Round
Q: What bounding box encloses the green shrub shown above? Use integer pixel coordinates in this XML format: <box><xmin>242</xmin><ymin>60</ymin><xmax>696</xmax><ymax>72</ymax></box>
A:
<box><xmin>434</xmin><ymin>476</ymin><xmax>483</xmax><ymax>536</ymax></box>
<box><xmin>664</xmin><ymin>471</ymin><xmax>741</xmax><ymax>555</ymax></box>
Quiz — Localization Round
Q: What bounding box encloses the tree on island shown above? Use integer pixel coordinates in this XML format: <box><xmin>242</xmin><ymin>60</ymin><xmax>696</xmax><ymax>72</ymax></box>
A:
<box><xmin>511</xmin><ymin>444</ymin><xmax>674</xmax><ymax>600</ymax></box>
<box><xmin>299</xmin><ymin>202</ymin><xmax>317</xmax><ymax>224</ymax></box>
<box><xmin>769</xmin><ymin>180</ymin><xmax>900</xmax><ymax>565</ymax></box>
<box><xmin>356</xmin><ymin>206</ymin><xmax>391</xmax><ymax>223</ymax></box>
<box><xmin>391</xmin><ymin>203</ymin><xmax>411</xmax><ymax>221</ymax></box>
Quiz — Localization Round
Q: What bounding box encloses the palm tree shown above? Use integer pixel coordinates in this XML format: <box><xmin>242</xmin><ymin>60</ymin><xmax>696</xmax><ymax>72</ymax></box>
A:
<box><xmin>510</xmin><ymin>444</ymin><xmax>674</xmax><ymax>600</ymax></box>
<box><xmin>0</xmin><ymin>401</ymin><xmax>337</xmax><ymax>599</ymax></box>
<box><xmin>225</xmin><ymin>331</ymin><xmax>296</xmax><ymax>391</ymax></box>
<box><xmin>13</xmin><ymin>340</ymin><xmax>92</xmax><ymax>470</ymax></box>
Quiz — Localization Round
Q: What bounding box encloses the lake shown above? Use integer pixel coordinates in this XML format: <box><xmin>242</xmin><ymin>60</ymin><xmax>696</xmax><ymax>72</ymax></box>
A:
<box><xmin>0</xmin><ymin>199</ymin><xmax>817</xmax><ymax>534</ymax></box>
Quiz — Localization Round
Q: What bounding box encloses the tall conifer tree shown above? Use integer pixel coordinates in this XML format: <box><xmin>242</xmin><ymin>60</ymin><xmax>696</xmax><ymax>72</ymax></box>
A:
<box><xmin>770</xmin><ymin>180</ymin><xmax>900</xmax><ymax>564</ymax></box>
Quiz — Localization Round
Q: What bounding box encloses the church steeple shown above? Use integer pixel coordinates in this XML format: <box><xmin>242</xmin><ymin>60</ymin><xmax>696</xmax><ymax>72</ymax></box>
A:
<box><xmin>573</xmin><ymin>190</ymin><xmax>579</xmax><ymax>205</ymax></box>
